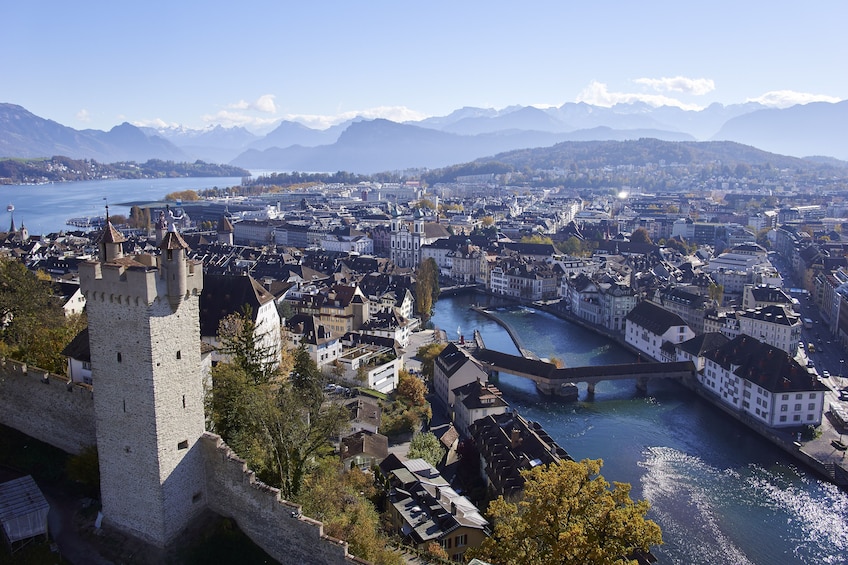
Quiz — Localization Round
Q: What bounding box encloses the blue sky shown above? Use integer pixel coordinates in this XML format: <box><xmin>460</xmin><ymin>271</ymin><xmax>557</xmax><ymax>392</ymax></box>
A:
<box><xmin>4</xmin><ymin>1</ymin><xmax>846</xmax><ymax>132</ymax></box>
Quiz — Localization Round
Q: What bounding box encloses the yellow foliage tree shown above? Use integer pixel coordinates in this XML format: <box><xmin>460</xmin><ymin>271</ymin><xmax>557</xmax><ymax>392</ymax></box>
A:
<box><xmin>468</xmin><ymin>459</ymin><xmax>662</xmax><ymax>565</ymax></box>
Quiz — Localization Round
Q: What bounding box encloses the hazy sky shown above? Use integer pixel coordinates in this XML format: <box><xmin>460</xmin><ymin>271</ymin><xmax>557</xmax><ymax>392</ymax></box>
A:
<box><xmin>4</xmin><ymin>1</ymin><xmax>846</xmax><ymax>132</ymax></box>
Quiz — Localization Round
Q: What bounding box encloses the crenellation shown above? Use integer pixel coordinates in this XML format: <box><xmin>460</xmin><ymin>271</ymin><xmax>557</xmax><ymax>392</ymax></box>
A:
<box><xmin>0</xmin><ymin>361</ymin><xmax>96</xmax><ymax>454</ymax></box>
<box><xmin>200</xmin><ymin>433</ymin><xmax>352</xmax><ymax>564</ymax></box>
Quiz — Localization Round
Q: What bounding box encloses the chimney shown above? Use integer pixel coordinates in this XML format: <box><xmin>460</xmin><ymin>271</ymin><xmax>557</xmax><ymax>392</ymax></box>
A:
<box><xmin>450</xmin><ymin>502</ymin><xmax>457</xmax><ymax>515</ymax></box>
<box><xmin>435</xmin><ymin>486</ymin><xmax>441</xmax><ymax>500</ymax></box>
<box><xmin>511</xmin><ymin>429</ymin><xmax>521</xmax><ymax>449</ymax></box>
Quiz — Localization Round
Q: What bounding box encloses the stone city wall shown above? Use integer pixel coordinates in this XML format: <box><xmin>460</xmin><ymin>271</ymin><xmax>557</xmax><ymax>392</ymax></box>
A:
<box><xmin>200</xmin><ymin>433</ymin><xmax>365</xmax><ymax>565</ymax></box>
<box><xmin>0</xmin><ymin>359</ymin><xmax>96</xmax><ymax>454</ymax></box>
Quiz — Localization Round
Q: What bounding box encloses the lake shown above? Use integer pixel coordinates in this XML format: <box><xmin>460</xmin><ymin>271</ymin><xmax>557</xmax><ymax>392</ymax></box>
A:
<box><xmin>0</xmin><ymin>177</ymin><xmax>244</xmax><ymax>235</ymax></box>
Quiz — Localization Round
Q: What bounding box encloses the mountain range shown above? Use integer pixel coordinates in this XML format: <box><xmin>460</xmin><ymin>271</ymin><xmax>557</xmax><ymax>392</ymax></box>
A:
<box><xmin>1</xmin><ymin>100</ymin><xmax>846</xmax><ymax>174</ymax></box>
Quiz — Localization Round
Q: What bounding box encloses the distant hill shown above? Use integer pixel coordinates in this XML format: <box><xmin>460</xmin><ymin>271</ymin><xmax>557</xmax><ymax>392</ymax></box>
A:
<box><xmin>0</xmin><ymin>156</ymin><xmax>249</xmax><ymax>184</ymax></box>
<box><xmin>469</xmin><ymin>138</ymin><xmax>823</xmax><ymax>170</ymax></box>
<box><xmin>0</xmin><ymin>104</ymin><xmax>187</xmax><ymax>162</ymax></box>
<box><xmin>420</xmin><ymin>138</ymin><xmax>847</xmax><ymax>185</ymax></box>
<box><xmin>2</xmin><ymin>99</ymin><xmax>847</xmax><ymax>172</ymax></box>
<box><xmin>712</xmin><ymin>100</ymin><xmax>848</xmax><ymax>160</ymax></box>
<box><xmin>230</xmin><ymin>118</ymin><xmax>695</xmax><ymax>173</ymax></box>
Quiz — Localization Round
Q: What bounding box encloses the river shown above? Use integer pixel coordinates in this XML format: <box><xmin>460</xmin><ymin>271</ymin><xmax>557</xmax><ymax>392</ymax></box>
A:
<box><xmin>0</xmin><ymin>177</ymin><xmax>244</xmax><ymax>235</ymax></box>
<box><xmin>431</xmin><ymin>293</ymin><xmax>848</xmax><ymax>565</ymax></box>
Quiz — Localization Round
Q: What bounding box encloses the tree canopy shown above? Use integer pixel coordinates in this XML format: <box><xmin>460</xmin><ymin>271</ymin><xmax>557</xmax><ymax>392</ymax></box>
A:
<box><xmin>407</xmin><ymin>432</ymin><xmax>444</xmax><ymax>468</ymax></box>
<box><xmin>415</xmin><ymin>258</ymin><xmax>440</xmax><ymax>321</ymax></box>
<box><xmin>468</xmin><ymin>458</ymin><xmax>662</xmax><ymax>565</ymax></box>
<box><xmin>208</xmin><ymin>309</ymin><xmax>347</xmax><ymax>498</ymax></box>
<box><xmin>0</xmin><ymin>257</ymin><xmax>85</xmax><ymax>373</ymax></box>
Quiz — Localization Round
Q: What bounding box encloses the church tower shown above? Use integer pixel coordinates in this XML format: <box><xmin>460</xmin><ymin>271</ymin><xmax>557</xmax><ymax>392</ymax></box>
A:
<box><xmin>78</xmin><ymin>212</ymin><xmax>205</xmax><ymax>546</ymax></box>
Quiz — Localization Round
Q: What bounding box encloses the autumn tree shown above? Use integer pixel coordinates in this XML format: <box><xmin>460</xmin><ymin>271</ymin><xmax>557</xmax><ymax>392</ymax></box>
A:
<box><xmin>467</xmin><ymin>459</ymin><xmax>662</xmax><ymax>565</ymax></box>
<box><xmin>415</xmin><ymin>257</ymin><xmax>440</xmax><ymax>321</ymax></box>
<box><xmin>407</xmin><ymin>432</ymin><xmax>444</xmax><ymax>468</ymax></box>
<box><xmin>164</xmin><ymin>189</ymin><xmax>200</xmax><ymax>201</ymax></box>
<box><xmin>520</xmin><ymin>234</ymin><xmax>554</xmax><ymax>245</ymax></box>
<box><xmin>129</xmin><ymin>205</ymin><xmax>151</xmax><ymax>231</ymax></box>
<box><xmin>630</xmin><ymin>227</ymin><xmax>653</xmax><ymax>245</ymax></box>
<box><xmin>416</xmin><ymin>342</ymin><xmax>447</xmax><ymax>380</ymax></box>
<box><xmin>298</xmin><ymin>460</ymin><xmax>403</xmax><ymax>564</ymax></box>
<box><xmin>396</xmin><ymin>369</ymin><xmax>427</xmax><ymax>407</ymax></box>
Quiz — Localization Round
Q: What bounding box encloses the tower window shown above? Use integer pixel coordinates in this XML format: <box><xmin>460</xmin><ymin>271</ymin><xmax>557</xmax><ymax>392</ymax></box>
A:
<box><xmin>182</xmin><ymin>395</ymin><xmax>186</xmax><ymax>409</ymax></box>
<box><xmin>176</xmin><ymin>350</ymin><xmax>182</xmax><ymax>360</ymax></box>
<box><xmin>177</xmin><ymin>440</ymin><xmax>189</xmax><ymax>450</ymax></box>
<box><xmin>117</xmin><ymin>352</ymin><xmax>122</xmax><ymax>363</ymax></box>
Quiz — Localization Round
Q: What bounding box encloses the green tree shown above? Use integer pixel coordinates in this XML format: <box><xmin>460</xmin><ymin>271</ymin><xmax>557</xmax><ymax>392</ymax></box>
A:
<box><xmin>0</xmin><ymin>257</ymin><xmax>82</xmax><ymax>372</ymax></box>
<box><xmin>468</xmin><ymin>459</ymin><xmax>662</xmax><ymax>565</ymax></box>
<box><xmin>217</xmin><ymin>306</ymin><xmax>280</xmax><ymax>385</ymax></box>
<box><xmin>407</xmin><ymin>432</ymin><xmax>444</xmax><ymax>468</ymax></box>
<box><xmin>207</xmin><ymin>362</ymin><xmax>255</xmax><ymax>448</ymax></box>
<box><xmin>557</xmin><ymin>236</ymin><xmax>584</xmax><ymax>257</ymax></box>
<box><xmin>252</xmin><ymin>380</ymin><xmax>349</xmax><ymax>498</ymax></box>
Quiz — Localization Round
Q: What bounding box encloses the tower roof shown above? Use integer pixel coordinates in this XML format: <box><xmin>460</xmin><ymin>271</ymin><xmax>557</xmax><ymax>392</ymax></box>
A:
<box><xmin>160</xmin><ymin>230</ymin><xmax>189</xmax><ymax>251</ymax></box>
<box><xmin>217</xmin><ymin>216</ymin><xmax>234</xmax><ymax>233</ymax></box>
<box><xmin>100</xmin><ymin>221</ymin><xmax>127</xmax><ymax>245</ymax></box>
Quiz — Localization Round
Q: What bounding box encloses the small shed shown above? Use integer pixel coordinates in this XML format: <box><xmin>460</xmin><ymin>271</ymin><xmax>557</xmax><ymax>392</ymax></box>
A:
<box><xmin>0</xmin><ymin>475</ymin><xmax>50</xmax><ymax>552</ymax></box>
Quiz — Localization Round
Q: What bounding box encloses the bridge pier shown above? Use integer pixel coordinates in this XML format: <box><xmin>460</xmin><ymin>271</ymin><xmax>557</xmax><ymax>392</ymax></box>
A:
<box><xmin>586</xmin><ymin>382</ymin><xmax>596</xmax><ymax>396</ymax></box>
<box><xmin>636</xmin><ymin>376</ymin><xmax>649</xmax><ymax>393</ymax></box>
<box><xmin>535</xmin><ymin>381</ymin><xmax>558</xmax><ymax>395</ymax></box>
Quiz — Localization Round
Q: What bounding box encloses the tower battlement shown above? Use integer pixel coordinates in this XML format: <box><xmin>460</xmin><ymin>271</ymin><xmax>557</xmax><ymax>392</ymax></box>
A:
<box><xmin>78</xmin><ymin>255</ymin><xmax>202</xmax><ymax>307</ymax></box>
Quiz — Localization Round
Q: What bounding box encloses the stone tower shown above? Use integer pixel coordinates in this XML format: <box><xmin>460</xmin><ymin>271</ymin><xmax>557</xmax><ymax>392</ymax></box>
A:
<box><xmin>78</xmin><ymin>212</ymin><xmax>205</xmax><ymax>546</ymax></box>
<box><xmin>217</xmin><ymin>215</ymin><xmax>234</xmax><ymax>246</ymax></box>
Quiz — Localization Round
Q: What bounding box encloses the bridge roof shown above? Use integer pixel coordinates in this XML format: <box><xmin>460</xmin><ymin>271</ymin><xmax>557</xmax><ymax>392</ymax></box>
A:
<box><xmin>474</xmin><ymin>348</ymin><xmax>695</xmax><ymax>382</ymax></box>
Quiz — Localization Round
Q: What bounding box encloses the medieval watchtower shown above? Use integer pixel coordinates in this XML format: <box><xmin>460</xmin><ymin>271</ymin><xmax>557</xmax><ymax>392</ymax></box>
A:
<box><xmin>78</xmin><ymin>212</ymin><xmax>205</xmax><ymax>546</ymax></box>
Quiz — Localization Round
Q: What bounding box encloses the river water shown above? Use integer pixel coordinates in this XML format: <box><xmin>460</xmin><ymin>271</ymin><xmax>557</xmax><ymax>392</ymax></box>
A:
<box><xmin>0</xmin><ymin>177</ymin><xmax>244</xmax><ymax>235</ymax></box>
<box><xmin>432</xmin><ymin>293</ymin><xmax>848</xmax><ymax>565</ymax></box>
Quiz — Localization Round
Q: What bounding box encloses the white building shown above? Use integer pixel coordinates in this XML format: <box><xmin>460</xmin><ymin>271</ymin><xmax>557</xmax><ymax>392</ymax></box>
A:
<box><xmin>390</xmin><ymin>216</ymin><xmax>450</xmax><ymax>269</ymax></box>
<box><xmin>433</xmin><ymin>343</ymin><xmax>488</xmax><ymax>413</ymax></box>
<box><xmin>625</xmin><ymin>301</ymin><xmax>695</xmax><ymax>361</ymax></box>
<box><xmin>737</xmin><ymin>304</ymin><xmax>802</xmax><ymax>357</ymax></box>
<box><xmin>700</xmin><ymin>335</ymin><xmax>828</xmax><ymax>428</ymax></box>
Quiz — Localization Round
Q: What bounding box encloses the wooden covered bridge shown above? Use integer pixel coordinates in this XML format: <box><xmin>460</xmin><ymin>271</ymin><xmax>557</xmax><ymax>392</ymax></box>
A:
<box><xmin>472</xmin><ymin>347</ymin><xmax>696</xmax><ymax>397</ymax></box>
